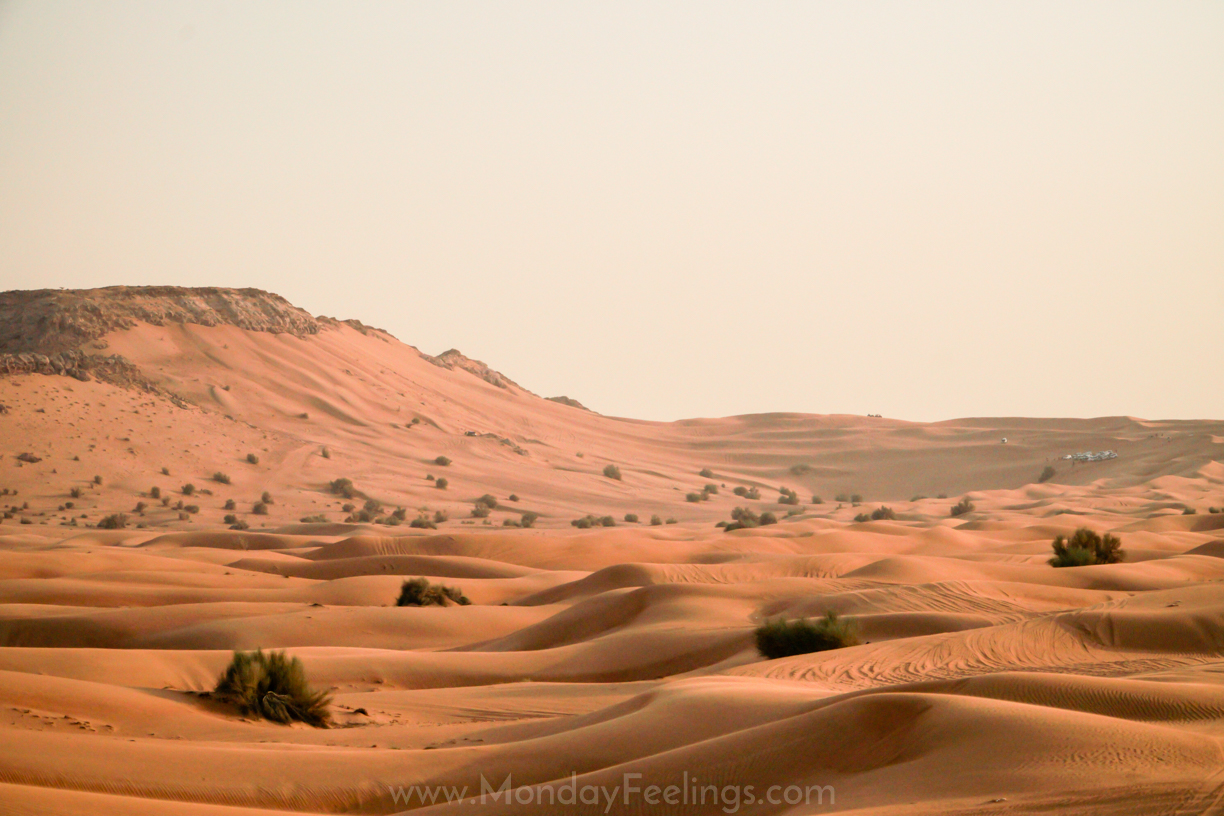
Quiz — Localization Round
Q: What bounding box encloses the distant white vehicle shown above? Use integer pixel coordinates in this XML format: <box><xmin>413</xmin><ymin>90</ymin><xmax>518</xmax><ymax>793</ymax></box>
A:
<box><xmin>1062</xmin><ymin>450</ymin><xmax>1117</xmax><ymax>462</ymax></box>
<box><xmin>1001</xmin><ymin>438</ymin><xmax>1007</xmax><ymax>444</ymax></box>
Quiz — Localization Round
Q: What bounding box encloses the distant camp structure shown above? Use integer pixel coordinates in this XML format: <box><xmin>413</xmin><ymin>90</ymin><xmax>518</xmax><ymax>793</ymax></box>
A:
<box><xmin>1063</xmin><ymin>450</ymin><xmax>1117</xmax><ymax>462</ymax></box>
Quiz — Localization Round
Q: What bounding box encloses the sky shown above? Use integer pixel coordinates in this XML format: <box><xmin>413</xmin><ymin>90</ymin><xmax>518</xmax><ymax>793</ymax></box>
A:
<box><xmin>0</xmin><ymin>1</ymin><xmax>1221</xmax><ymax>422</ymax></box>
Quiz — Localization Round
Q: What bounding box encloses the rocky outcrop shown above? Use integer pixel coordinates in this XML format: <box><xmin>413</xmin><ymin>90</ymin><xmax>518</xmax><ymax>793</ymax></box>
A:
<box><xmin>423</xmin><ymin>348</ymin><xmax>526</xmax><ymax>392</ymax></box>
<box><xmin>547</xmin><ymin>395</ymin><xmax>592</xmax><ymax>412</ymax></box>
<box><xmin>0</xmin><ymin>349</ymin><xmax>184</xmax><ymax>403</ymax></box>
<box><xmin>0</xmin><ymin>286</ymin><xmax>322</xmax><ymax>354</ymax></box>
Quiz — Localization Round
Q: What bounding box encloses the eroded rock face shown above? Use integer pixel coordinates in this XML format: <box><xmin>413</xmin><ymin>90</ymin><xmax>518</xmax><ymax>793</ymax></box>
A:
<box><xmin>423</xmin><ymin>348</ymin><xmax>524</xmax><ymax>392</ymax></box>
<box><xmin>0</xmin><ymin>286</ymin><xmax>322</xmax><ymax>354</ymax></box>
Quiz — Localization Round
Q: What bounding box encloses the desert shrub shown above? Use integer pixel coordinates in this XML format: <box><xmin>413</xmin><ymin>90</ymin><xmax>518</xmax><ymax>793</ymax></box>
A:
<box><xmin>97</xmin><ymin>513</ymin><xmax>128</xmax><ymax>530</ymax></box>
<box><xmin>725</xmin><ymin>507</ymin><xmax>760</xmax><ymax>531</ymax></box>
<box><xmin>666</xmin><ymin>517</ymin><xmax>678</xmax><ymax>524</ymax></box>
<box><xmin>93</xmin><ymin>475</ymin><xmax>103</xmax><ymax>485</ymax></box>
<box><xmin>224</xmin><ymin>498</ymin><xmax>236</xmax><ymax>510</ymax></box>
<box><xmin>1038</xmin><ymin>465</ymin><xmax>1056</xmax><ymax>483</ymax></box>
<box><xmin>703</xmin><ymin>484</ymin><xmax>719</xmax><ymax>495</ymax></box>
<box><xmin>261</xmin><ymin>491</ymin><xmax>274</xmax><ymax>505</ymax></box>
<box><xmin>854</xmin><ymin>512</ymin><xmax>871</xmax><ymax>522</ymax></box>
<box><xmin>685</xmin><ymin>492</ymin><xmax>703</xmax><ymax>503</ymax></box>
<box><xmin>342</xmin><ymin>503</ymin><xmax>355</xmax><ymax>512</ymax></box>
<box><xmin>184</xmin><ymin>504</ymin><xmax>199</xmax><ymax>514</ymax></box>
<box><xmin>471</xmin><ymin>504</ymin><xmax>490</xmax><ymax>518</ymax></box>
<box><xmin>1049</xmin><ymin>527</ymin><xmax>1124</xmax><ymax>568</ymax></box>
<box><xmin>870</xmin><ymin>506</ymin><xmax>896</xmax><ymax>521</ymax></box>
<box><xmin>16</xmin><ymin>452</ymin><xmax>41</xmax><ymax>463</ymax></box>
<box><xmin>213</xmin><ymin>472</ymin><xmax>231</xmax><ymax>485</ymax></box>
<box><xmin>733</xmin><ymin>486</ymin><xmax>749</xmax><ymax>497</ymax></box>
<box><xmin>600</xmin><ymin>515</ymin><xmax>616</xmax><ymax>527</ymax></box>
<box><xmin>410</xmin><ymin>517</ymin><xmax>437</xmax><ymax>529</ymax></box>
<box><xmin>397</xmin><ymin>577</ymin><xmax>470</xmax><ymax>607</ymax></box>
<box><xmin>760</xmin><ymin>512</ymin><xmax>778</xmax><ymax>525</ymax></box>
<box><xmin>329</xmin><ymin>478</ymin><xmax>355</xmax><ymax>499</ymax></box>
<box><xmin>699</xmin><ymin>468</ymin><xmax>714</xmax><ymax>478</ymax></box>
<box><xmin>789</xmin><ymin>464</ymin><xmax>813</xmax><ymax>476</ymax></box>
<box><xmin>362</xmin><ymin>498</ymin><xmax>381</xmax><ymax>515</ymax></box>
<box><xmin>175</xmin><ymin>500</ymin><xmax>184</xmax><ymax>510</ymax></box>
<box><xmin>950</xmin><ymin>497</ymin><xmax>975</xmax><ymax>517</ymax></box>
<box><xmin>161</xmin><ymin>496</ymin><xmax>170</xmax><ymax>506</ymax></box>
<box><xmin>650</xmin><ymin>515</ymin><xmax>663</xmax><ymax>526</ymax></box>
<box><xmin>572</xmin><ymin>515</ymin><xmax>595</xmax><ymax>529</ymax></box>
<box><xmin>778</xmin><ymin>487</ymin><xmax>800</xmax><ymax>506</ymax></box>
<box><xmin>435</xmin><ymin>478</ymin><xmax>448</xmax><ymax>490</ymax></box>
<box><xmin>435</xmin><ymin>456</ymin><xmax>451</xmax><ymax>466</ymax></box>
<box><xmin>502</xmin><ymin>518</ymin><xmax>521</xmax><ymax>527</ymax></box>
<box><xmin>69</xmin><ymin>486</ymin><xmax>84</xmax><ymax>499</ymax></box>
<box><xmin>477</xmin><ymin>494</ymin><xmax>498</xmax><ymax>510</ymax></box>
<box><xmin>811</xmin><ymin>495</ymin><xmax>823</xmax><ymax>504</ymax></box>
<box><xmin>1210</xmin><ymin>507</ymin><xmax>1221</xmax><ymax>514</ymax></box>
<box><xmin>755</xmin><ymin>612</ymin><xmax>860</xmax><ymax>659</ymax></box>
<box><xmin>937</xmin><ymin>493</ymin><xmax>948</xmax><ymax>499</ymax></box>
<box><xmin>603</xmin><ymin>464</ymin><xmax>622</xmax><ymax>481</ymax></box>
<box><xmin>223</xmin><ymin>514</ymin><xmax>238</xmax><ymax>524</ymax></box>
<box><xmin>298</xmin><ymin>514</ymin><xmax>326</xmax><ymax>523</ymax></box>
<box><xmin>391</xmin><ymin>507</ymin><xmax>408</xmax><ymax>521</ymax></box>
<box><xmin>253</xmin><ymin>501</ymin><xmax>269</xmax><ymax>515</ymax></box>
<box><xmin>149</xmin><ymin>486</ymin><xmax>160</xmax><ymax>499</ymax></box>
<box><xmin>851</xmin><ymin>494</ymin><xmax>863</xmax><ymax>504</ymax></box>
<box><xmin>508</xmin><ymin>494</ymin><xmax>520</xmax><ymax>502</ymax></box>
<box><xmin>229</xmin><ymin>519</ymin><xmax>250</xmax><ymax>530</ymax></box>
<box><xmin>835</xmin><ymin>493</ymin><xmax>849</xmax><ymax>503</ymax></box>
<box><xmin>520</xmin><ymin>511</ymin><xmax>539</xmax><ymax>528</ymax></box>
<box><xmin>64</xmin><ymin>501</ymin><xmax>74</xmax><ymax>509</ymax></box>
<box><xmin>214</xmin><ymin>649</ymin><xmax>330</xmax><ymax>727</ymax></box>
<box><xmin>624</xmin><ymin>513</ymin><xmax>639</xmax><ymax>523</ymax></box>
<box><xmin>247</xmin><ymin>453</ymin><xmax>260</xmax><ymax>465</ymax></box>
<box><xmin>433</xmin><ymin>510</ymin><xmax>449</xmax><ymax>524</ymax></box>
<box><xmin>910</xmin><ymin>495</ymin><xmax>926</xmax><ymax>502</ymax></box>
<box><xmin>161</xmin><ymin>467</ymin><xmax>170</xmax><ymax>476</ymax></box>
<box><xmin>1183</xmin><ymin>507</ymin><xmax>1198</xmax><ymax>515</ymax></box>
<box><xmin>321</xmin><ymin>447</ymin><xmax>331</xmax><ymax>459</ymax></box>
<box><xmin>182</xmin><ymin>483</ymin><xmax>195</xmax><ymax>496</ymax></box>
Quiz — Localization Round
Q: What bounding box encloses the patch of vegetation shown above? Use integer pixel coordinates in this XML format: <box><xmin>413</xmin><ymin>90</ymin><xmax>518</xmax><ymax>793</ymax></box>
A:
<box><xmin>733</xmin><ymin>486</ymin><xmax>761</xmax><ymax>500</ymax></box>
<box><xmin>508</xmin><ymin>494</ymin><xmax>519</xmax><ymax>502</ymax></box>
<box><xmin>477</xmin><ymin>494</ymin><xmax>498</xmax><ymax>510</ymax></box>
<box><xmin>184</xmin><ymin>504</ymin><xmax>199</xmax><ymax>514</ymax></box>
<box><xmin>329</xmin><ymin>478</ymin><xmax>355</xmax><ymax>499</ymax></box>
<box><xmin>471</xmin><ymin>504</ymin><xmax>490</xmax><ymax>518</ymax></box>
<box><xmin>410</xmin><ymin>517</ymin><xmax>437</xmax><ymax>529</ymax></box>
<box><xmin>666</xmin><ymin>517</ymin><xmax>678</xmax><ymax>524</ymax></box>
<box><xmin>811</xmin><ymin>495</ymin><xmax>823</xmax><ymax>505</ymax></box>
<box><xmin>1038</xmin><ymin>465</ymin><xmax>1056</xmax><ymax>483</ymax></box>
<box><xmin>247</xmin><ymin>453</ymin><xmax>260</xmax><ymax>465</ymax></box>
<box><xmin>397</xmin><ymin>577</ymin><xmax>470</xmax><ymax>607</ymax></box>
<box><xmin>520</xmin><ymin>511</ymin><xmax>539</xmax><ymax>528</ymax></box>
<box><xmin>214</xmin><ymin>649</ymin><xmax>331</xmax><ymax>727</ymax></box>
<box><xmin>851</xmin><ymin>494</ymin><xmax>863</xmax><ymax>504</ymax></box>
<box><xmin>950</xmin><ymin>497</ymin><xmax>975</xmax><ymax>517</ymax></box>
<box><xmin>853</xmin><ymin>512</ymin><xmax>871</xmax><ymax>522</ymax></box>
<box><xmin>778</xmin><ymin>487</ymin><xmax>800</xmax><ymax>506</ymax></box>
<box><xmin>149</xmin><ymin>486</ymin><xmax>160</xmax><ymax>499</ymax></box>
<box><xmin>97</xmin><ymin>513</ymin><xmax>128</xmax><ymax>530</ymax></box>
<box><xmin>70</xmin><ymin>487</ymin><xmax>83</xmax><ymax>499</ymax></box>
<box><xmin>181</xmin><ymin>483</ymin><xmax>196</xmax><ymax>496</ymax></box>
<box><xmin>755</xmin><ymin>611</ymin><xmax>860</xmax><ymax>659</ymax></box>
<box><xmin>224</xmin><ymin>498</ymin><xmax>236</xmax><ymax>510</ymax></box>
<box><xmin>789</xmin><ymin>464</ymin><xmax>813</xmax><ymax>476</ymax></box>
<box><xmin>650</xmin><ymin>515</ymin><xmax>663</xmax><ymax>526</ymax></box>
<box><xmin>870</xmin><ymin>506</ymin><xmax>896</xmax><ymax>521</ymax></box>
<box><xmin>1049</xmin><ymin>527</ymin><xmax>1124</xmax><ymax>568</ymax></box>
<box><xmin>261</xmin><ymin>491</ymin><xmax>274</xmax><ymax>505</ymax></box>
<box><xmin>603</xmin><ymin>464</ymin><xmax>622</xmax><ymax>481</ymax></box>
<box><xmin>685</xmin><ymin>492</ymin><xmax>704</xmax><ymax>503</ymax></box>
<box><xmin>624</xmin><ymin>513</ymin><xmax>639</xmax><ymax>523</ymax></box>
<box><xmin>213</xmin><ymin>472</ymin><xmax>231</xmax><ymax>485</ymax></box>
<box><xmin>703</xmin><ymin>484</ymin><xmax>719</xmax><ymax>495</ymax></box>
<box><xmin>253</xmin><ymin>502</ymin><xmax>269</xmax><ymax>515</ymax></box>
<box><xmin>435</xmin><ymin>477</ymin><xmax>448</xmax><ymax>490</ymax></box>
<box><xmin>1183</xmin><ymin>507</ymin><xmax>1198</xmax><ymax>515</ymax></box>
<box><xmin>435</xmin><ymin>456</ymin><xmax>451</xmax><ymax>467</ymax></box>
<box><xmin>321</xmin><ymin>447</ymin><xmax>331</xmax><ymax>459</ymax></box>
<box><xmin>433</xmin><ymin>510</ymin><xmax>449</xmax><ymax>524</ymax></box>
<box><xmin>834</xmin><ymin>493</ymin><xmax>849</xmax><ymax>503</ymax></box>
<box><xmin>229</xmin><ymin>519</ymin><xmax>250</xmax><ymax>530</ymax></box>
<box><xmin>723</xmin><ymin>507</ymin><xmax>779</xmax><ymax>532</ymax></box>
<box><xmin>16</xmin><ymin>452</ymin><xmax>41</xmax><ymax>464</ymax></box>
<box><xmin>699</xmin><ymin>468</ymin><xmax>714</xmax><ymax>479</ymax></box>
<box><xmin>300</xmin><ymin>514</ymin><xmax>327</xmax><ymax>523</ymax></box>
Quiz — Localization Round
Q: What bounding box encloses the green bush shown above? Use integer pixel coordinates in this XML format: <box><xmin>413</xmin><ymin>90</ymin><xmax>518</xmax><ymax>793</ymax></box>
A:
<box><xmin>253</xmin><ymin>502</ymin><xmax>269</xmax><ymax>515</ymax></box>
<box><xmin>520</xmin><ymin>511</ymin><xmax>539</xmax><ymax>528</ymax></box>
<box><xmin>329</xmin><ymin>478</ymin><xmax>355</xmax><ymax>499</ymax></box>
<box><xmin>650</xmin><ymin>515</ymin><xmax>663</xmax><ymax>526</ymax></box>
<box><xmin>572</xmin><ymin>515</ymin><xmax>595</xmax><ymax>529</ymax></box>
<box><xmin>435</xmin><ymin>477</ymin><xmax>448</xmax><ymax>490</ymax></box>
<box><xmin>1183</xmin><ymin>507</ymin><xmax>1198</xmax><ymax>515</ymax></box>
<box><xmin>624</xmin><ymin>513</ymin><xmax>639</xmax><ymax>523</ymax></box>
<box><xmin>93</xmin><ymin>475</ymin><xmax>103</xmax><ymax>485</ymax></box>
<box><xmin>508</xmin><ymin>494</ymin><xmax>520</xmax><ymax>502</ymax></box>
<box><xmin>724</xmin><ymin>507</ymin><xmax>779</xmax><ymax>532</ymax></box>
<box><xmin>1038</xmin><ymin>465</ymin><xmax>1056</xmax><ymax>483</ymax></box>
<box><xmin>851</xmin><ymin>494</ymin><xmax>863</xmax><ymax>504</ymax></box>
<box><xmin>703</xmin><ymin>484</ymin><xmax>718</xmax><ymax>495</ymax></box>
<box><xmin>699</xmin><ymin>468</ymin><xmax>714</xmax><ymax>478</ymax></box>
<box><xmin>471</xmin><ymin>504</ymin><xmax>490</xmax><ymax>518</ymax></box>
<box><xmin>181</xmin><ymin>483</ymin><xmax>195</xmax><ymax>496</ymax></box>
<box><xmin>477</xmin><ymin>494</ymin><xmax>498</xmax><ymax>510</ymax></box>
<box><xmin>778</xmin><ymin>487</ymin><xmax>800</xmax><ymax>506</ymax></box>
<box><xmin>811</xmin><ymin>495</ymin><xmax>823</xmax><ymax>504</ymax></box>
<box><xmin>1210</xmin><ymin>507</ymin><xmax>1221</xmax><ymax>514</ymax></box>
<box><xmin>97</xmin><ymin>513</ymin><xmax>128</xmax><ymax>530</ymax></box>
<box><xmin>321</xmin><ymin>447</ymin><xmax>331</xmax><ymax>459</ymax></box>
<box><xmin>755</xmin><ymin>611</ymin><xmax>860</xmax><ymax>659</ymax></box>
<box><xmin>213</xmin><ymin>472</ymin><xmax>231</xmax><ymax>485</ymax></box>
<box><xmin>834</xmin><ymin>493</ymin><xmax>849</xmax><ymax>503</ymax></box>
<box><xmin>1049</xmin><ymin>527</ymin><xmax>1124</xmax><ymax>567</ymax></box>
<box><xmin>300</xmin><ymin>514</ymin><xmax>327</xmax><ymax>523</ymax></box>
<box><xmin>600</xmin><ymin>515</ymin><xmax>616</xmax><ymax>527</ymax></box>
<box><xmin>247</xmin><ymin>453</ymin><xmax>260</xmax><ymax>465</ymax></box>
<box><xmin>685</xmin><ymin>492</ymin><xmax>703</xmax><ymax>503</ymax></box>
<box><xmin>262</xmin><ymin>491</ymin><xmax>274</xmax><ymax>505</ymax></box>
<box><xmin>184</xmin><ymin>504</ymin><xmax>199</xmax><ymax>514</ymax></box>
<box><xmin>149</xmin><ymin>486</ymin><xmax>160</xmax><ymax>499</ymax></box>
<box><xmin>433</xmin><ymin>510</ymin><xmax>449</xmax><ymax>524</ymax></box>
<box><xmin>854</xmin><ymin>513</ymin><xmax>871</xmax><ymax>522</ymax></box>
<box><xmin>223</xmin><ymin>514</ymin><xmax>238</xmax><ymax>524</ymax></box>
<box><xmin>397</xmin><ymin>577</ymin><xmax>470</xmax><ymax>607</ymax></box>
<box><xmin>214</xmin><ymin>649</ymin><xmax>331</xmax><ymax>727</ymax></box>
<box><xmin>229</xmin><ymin>519</ymin><xmax>250</xmax><ymax>530</ymax></box>
<box><xmin>70</xmin><ymin>487</ymin><xmax>83</xmax><ymax>499</ymax></box>
<box><xmin>435</xmin><ymin>456</ymin><xmax>451</xmax><ymax>466</ymax></box>
<box><xmin>870</xmin><ymin>506</ymin><xmax>896</xmax><ymax>521</ymax></box>
<box><xmin>950</xmin><ymin>497</ymin><xmax>975</xmax><ymax>517</ymax></box>
<box><xmin>410</xmin><ymin>517</ymin><xmax>437</xmax><ymax>529</ymax></box>
<box><xmin>224</xmin><ymin>498</ymin><xmax>236</xmax><ymax>510</ymax></box>
<box><xmin>603</xmin><ymin>464</ymin><xmax>622</xmax><ymax>481</ymax></box>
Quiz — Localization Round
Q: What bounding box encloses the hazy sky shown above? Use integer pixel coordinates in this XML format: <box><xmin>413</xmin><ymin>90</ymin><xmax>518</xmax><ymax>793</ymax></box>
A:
<box><xmin>1</xmin><ymin>2</ymin><xmax>1221</xmax><ymax>422</ymax></box>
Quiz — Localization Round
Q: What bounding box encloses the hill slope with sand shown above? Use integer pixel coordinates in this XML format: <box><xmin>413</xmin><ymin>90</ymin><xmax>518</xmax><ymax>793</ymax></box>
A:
<box><xmin>1</xmin><ymin>287</ymin><xmax>1223</xmax><ymax>815</ymax></box>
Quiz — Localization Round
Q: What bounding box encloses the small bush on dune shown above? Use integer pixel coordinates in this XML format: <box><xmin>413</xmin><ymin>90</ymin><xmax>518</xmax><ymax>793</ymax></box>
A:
<box><xmin>224</xmin><ymin>514</ymin><xmax>238</xmax><ymax>524</ymax></box>
<box><xmin>650</xmin><ymin>515</ymin><xmax>663</xmax><ymax>526</ymax></box>
<box><xmin>1049</xmin><ymin>527</ymin><xmax>1124</xmax><ymax>568</ymax></box>
<box><xmin>520</xmin><ymin>511</ymin><xmax>539</xmax><ymax>528</ymax></box>
<box><xmin>811</xmin><ymin>495</ymin><xmax>823</xmax><ymax>505</ymax></box>
<box><xmin>603</xmin><ymin>464</ymin><xmax>622</xmax><ymax>481</ymax></box>
<box><xmin>950</xmin><ymin>497</ymin><xmax>975</xmax><ymax>517</ymax></box>
<box><xmin>329</xmin><ymin>478</ymin><xmax>355</xmax><ymax>499</ymax></box>
<box><xmin>477</xmin><ymin>494</ymin><xmax>498</xmax><ymax>510</ymax></box>
<box><xmin>97</xmin><ymin>513</ymin><xmax>128</xmax><ymax>530</ymax></box>
<box><xmin>300</xmin><ymin>514</ymin><xmax>327</xmax><ymax>523</ymax></box>
<box><xmin>435</xmin><ymin>456</ymin><xmax>451</xmax><ymax>467</ymax></box>
<box><xmin>853</xmin><ymin>512</ymin><xmax>871</xmax><ymax>522</ymax></box>
<box><xmin>703</xmin><ymin>484</ymin><xmax>718</xmax><ymax>495</ymax></box>
<box><xmin>70</xmin><ymin>487</ymin><xmax>83</xmax><ymax>499</ymax></box>
<box><xmin>870</xmin><ymin>506</ymin><xmax>896</xmax><ymax>521</ymax></box>
<box><xmin>229</xmin><ymin>519</ymin><xmax>250</xmax><ymax>530</ymax></box>
<box><xmin>1038</xmin><ymin>465</ymin><xmax>1056</xmax><ymax>483</ymax></box>
<box><xmin>471</xmin><ymin>504</ymin><xmax>490</xmax><ymax>518</ymax></box>
<box><xmin>93</xmin><ymin>475</ymin><xmax>103</xmax><ymax>485</ymax></box>
<box><xmin>213</xmin><ymin>472</ymin><xmax>231</xmax><ymax>485</ymax></box>
<box><xmin>247</xmin><ymin>453</ymin><xmax>260</xmax><ymax>465</ymax></box>
<box><xmin>181</xmin><ymin>483</ymin><xmax>195</xmax><ymax>496</ymax></box>
<box><xmin>600</xmin><ymin>515</ymin><xmax>615</xmax><ymax>527</ymax></box>
<box><xmin>149</xmin><ymin>486</ymin><xmax>160</xmax><ymax>499</ymax></box>
<box><xmin>699</xmin><ymin>468</ymin><xmax>714</xmax><ymax>479</ymax></box>
<box><xmin>666</xmin><ymin>517</ymin><xmax>678</xmax><ymax>524</ymax></box>
<box><xmin>1183</xmin><ymin>507</ymin><xmax>1197</xmax><ymax>515</ymax></box>
<box><xmin>435</xmin><ymin>477</ymin><xmax>448</xmax><ymax>490</ymax></box>
<box><xmin>410</xmin><ymin>517</ymin><xmax>437</xmax><ymax>529</ymax></box>
<box><xmin>835</xmin><ymin>493</ymin><xmax>849</xmax><ymax>503</ymax></box>
<box><xmin>624</xmin><ymin>513</ymin><xmax>639</xmax><ymax>523</ymax></box>
<box><xmin>321</xmin><ymin>447</ymin><xmax>331</xmax><ymax>459</ymax></box>
<box><xmin>253</xmin><ymin>502</ymin><xmax>269</xmax><ymax>515</ymax></box>
<box><xmin>434</xmin><ymin>510</ymin><xmax>449</xmax><ymax>524</ymax></box>
<box><xmin>224</xmin><ymin>498</ymin><xmax>236</xmax><ymax>510</ymax></box>
<box><xmin>755</xmin><ymin>611</ymin><xmax>860</xmax><ymax>659</ymax></box>
<box><xmin>508</xmin><ymin>494</ymin><xmax>520</xmax><ymax>502</ymax></box>
<box><xmin>851</xmin><ymin>494</ymin><xmax>863</xmax><ymax>504</ymax></box>
<box><xmin>396</xmin><ymin>577</ymin><xmax>470</xmax><ymax>607</ymax></box>
<box><xmin>214</xmin><ymin>649</ymin><xmax>331</xmax><ymax>727</ymax></box>
<box><xmin>778</xmin><ymin>487</ymin><xmax>800</xmax><ymax>506</ymax></box>
<box><xmin>685</xmin><ymin>492</ymin><xmax>703</xmax><ymax>503</ymax></box>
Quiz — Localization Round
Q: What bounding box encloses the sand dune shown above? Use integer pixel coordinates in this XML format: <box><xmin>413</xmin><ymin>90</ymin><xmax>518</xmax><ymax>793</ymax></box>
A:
<box><xmin>1</xmin><ymin>288</ymin><xmax>1223</xmax><ymax>813</ymax></box>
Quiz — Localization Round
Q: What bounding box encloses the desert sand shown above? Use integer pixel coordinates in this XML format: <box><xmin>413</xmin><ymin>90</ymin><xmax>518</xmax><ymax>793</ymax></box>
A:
<box><xmin>1</xmin><ymin>287</ymin><xmax>1223</xmax><ymax>814</ymax></box>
